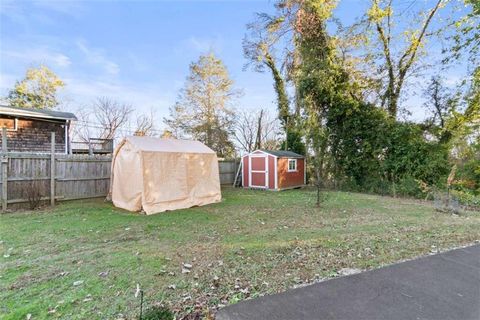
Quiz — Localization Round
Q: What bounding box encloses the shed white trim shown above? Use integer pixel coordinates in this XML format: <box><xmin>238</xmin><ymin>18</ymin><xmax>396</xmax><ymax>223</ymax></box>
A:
<box><xmin>248</xmin><ymin>154</ymin><xmax>252</xmax><ymax>188</ymax></box>
<box><xmin>274</xmin><ymin>157</ymin><xmax>278</xmax><ymax>189</ymax></box>
<box><xmin>251</xmin><ymin>149</ymin><xmax>278</xmax><ymax>158</ymax></box>
<box><xmin>304</xmin><ymin>157</ymin><xmax>307</xmax><ymax>185</ymax></box>
<box><xmin>287</xmin><ymin>158</ymin><xmax>298</xmax><ymax>172</ymax></box>
<box><xmin>249</xmin><ymin>153</ymin><xmax>268</xmax><ymax>189</ymax></box>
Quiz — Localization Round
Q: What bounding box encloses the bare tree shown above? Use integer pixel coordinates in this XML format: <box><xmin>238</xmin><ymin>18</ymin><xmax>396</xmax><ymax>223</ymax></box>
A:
<box><xmin>74</xmin><ymin>108</ymin><xmax>94</xmax><ymax>143</ymax></box>
<box><xmin>234</xmin><ymin>108</ymin><xmax>280</xmax><ymax>153</ymax></box>
<box><xmin>423</xmin><ymin>76</ymin><xmax>454</xmax><ymax>129</ymax></box>
<box><xmin>74</xmin><ymin>97</ymin><xmax>133</xmax><ymax>142</ymax></box>
<box><xmin>94</xmin><ymin>97</ymin><xmax>133</xmax><ymax>139</ymax></box>
<box><xmin>134</xmin><ymin>109</ymin><xmax>157</xmax><ymax>136</ymax></box>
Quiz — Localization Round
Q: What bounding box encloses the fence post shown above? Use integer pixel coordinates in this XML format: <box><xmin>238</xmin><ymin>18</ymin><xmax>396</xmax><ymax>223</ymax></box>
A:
<box><xmin>51</xmin><ymin>132</ymin><xmax>55</xmax><ymax>207</ymax></box>
<box><xmin>2</xmin><ymin>127</ymin><xmax>7</xmax><ymax>212</ymax></box>
<box><xmin>88</xmin><ymin>138</ymin><xmax>93</xmax><ymax>156</ymax></box>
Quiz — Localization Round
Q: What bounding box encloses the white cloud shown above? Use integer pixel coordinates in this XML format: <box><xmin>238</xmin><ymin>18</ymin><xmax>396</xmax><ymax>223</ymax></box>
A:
<box><xmin>181</xmin><ymin>35</ymin><xmax>224</xmax><ymax>54</ymax></box>
<box><xmin>59</xmin><ymin>76</ymin><xmax>175</xmax><ymax>134</ymax></box>
<box><xmin>0</xmin><ymin>0</ymin><xmax>85</xmax><ymax>29</ymax></box>
<box><xmin>32</xmin><ymin>0</ymin><xmax>85</xmax><ymax>17</ymax></box>
<box><xmin>0</xmin><ymin>0</ymin><xmax>30</xmax><ymax>30</ymax></box>
<box><xmin>2</xmin><ymin>48</ymin><xmax>71</xmax><ymax>68</ymax></box>
<box><xmin>62</xmin><ymin>76</ymin><xmax>173</xmax><ymax>113</ymax></box>
<box><xmin>76</xmin><ymin>39</ymin><xmax>120</xmax><ymax>76</ymax></box>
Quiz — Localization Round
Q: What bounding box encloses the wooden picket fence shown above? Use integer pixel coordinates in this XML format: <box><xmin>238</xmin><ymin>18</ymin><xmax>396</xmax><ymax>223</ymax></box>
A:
<box><xmin>0</xmin><ymin>129</ymin><xmax>240</xmax><ymax>211</ymax></box>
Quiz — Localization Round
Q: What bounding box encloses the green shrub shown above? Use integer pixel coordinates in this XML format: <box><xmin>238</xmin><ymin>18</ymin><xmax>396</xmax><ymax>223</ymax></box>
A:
<box><xmin>362</xmin><ymin>177</ymin><xmax>392</xmax><ymax>196</ymax></box>
<box><xmin>328</xmin><ymin>104</ymin><xmax>451</xmax><ymax>198</ymax></box>
<box><xmin>396</xmin><ymin>176</ymin><xmax>424</xmax><ymax>198</ymax></box>
<box><xmin>454</xmin><ymin>157</ymin><xmax>480</xmax><ymax>195</ymax></box>
<box><xmin>451</xmin><ymin>189</ymin><xmax>480</xmax><ymax>208</ymax></box>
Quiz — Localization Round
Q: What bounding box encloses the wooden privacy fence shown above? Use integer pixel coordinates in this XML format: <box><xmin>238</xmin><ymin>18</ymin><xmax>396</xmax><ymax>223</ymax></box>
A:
<box><xmin>1</xmin><ymin>130</ymin><xmax>111</xmax><ymax>211</ymax></box>
<box><xmin>0</xmin><ymin>129</ymin><xmax>240</xmax><ymax>211</ymax></box>
<box><xmin>218</xmin><ymin>160</ymin><xmax>240</xmax><ymax>185</ymax></box>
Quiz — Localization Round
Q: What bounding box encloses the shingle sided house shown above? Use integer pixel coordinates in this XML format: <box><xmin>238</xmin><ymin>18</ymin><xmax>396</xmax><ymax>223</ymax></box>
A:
<box><xmin>0</xmin><ymin>104</ymin><xmax>77</xmax><ymax>154</ymax></box>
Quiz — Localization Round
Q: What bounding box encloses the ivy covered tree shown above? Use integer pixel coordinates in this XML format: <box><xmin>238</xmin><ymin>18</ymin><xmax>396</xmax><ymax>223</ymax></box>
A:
<box><xmin>164</xmin><ymin>53</ymin><xmax>240</xmax><ymax>158</ymax></box>
<box><xmin>243</xmin><ymin>4</ymin><xmax>306</xmax><ymax>154</ymax></box>
<box><xmin>7</xmin><ymin>65</ymin><xmax>65</xmax><ymax>109</ymax></box>
<box><xmin>295</xmin><ymin>0</ymin><xmax>360</xmax><ymax>204</ymax></box>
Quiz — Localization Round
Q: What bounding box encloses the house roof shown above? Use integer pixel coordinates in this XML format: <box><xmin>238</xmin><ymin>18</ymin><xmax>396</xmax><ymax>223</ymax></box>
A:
<box><xmin>260</xmin><ymin>149</ymin><xmax>304</xmax><ymax>158</ymax></box>
<box><xmin>0</xmin><ymin>104</ymin><xmax>77</xmax><ymax>121</ymax></box>
<box><xmin>123</xmin><ymin>136</ymin><xmax>216</xmax><ymax>154</ymax></box>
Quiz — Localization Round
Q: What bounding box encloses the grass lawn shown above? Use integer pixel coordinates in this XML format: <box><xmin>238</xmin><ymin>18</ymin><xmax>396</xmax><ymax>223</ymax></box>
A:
<box><xmin>1</xmin><ymin>188</ymin><xmax>479</xmax><ymax>319</ymax></box>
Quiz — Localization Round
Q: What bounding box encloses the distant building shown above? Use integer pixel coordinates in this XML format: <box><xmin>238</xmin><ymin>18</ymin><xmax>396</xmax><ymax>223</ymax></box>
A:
<box><xmin>0</xmin><ymin>104</ymin><xmax>77</xmax><ymax>154</ymax></box>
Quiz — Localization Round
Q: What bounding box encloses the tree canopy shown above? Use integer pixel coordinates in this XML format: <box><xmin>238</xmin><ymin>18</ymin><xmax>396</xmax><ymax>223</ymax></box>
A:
<box><xmin>7</xmin><ymin>65</ymin><xmax>65</xmax><ymax>110</ymax></box>
<box><xmin>164</xmin><ymin>53</ymin><xmax>240</xmax><ymax>158</ymax></box>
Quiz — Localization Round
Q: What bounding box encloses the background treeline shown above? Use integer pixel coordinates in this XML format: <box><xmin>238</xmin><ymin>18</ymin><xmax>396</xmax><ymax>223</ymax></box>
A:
<box><xmin>238</xmin><ymin>0</ymin><xmax>479</xmax><ymax>205</ymax></box>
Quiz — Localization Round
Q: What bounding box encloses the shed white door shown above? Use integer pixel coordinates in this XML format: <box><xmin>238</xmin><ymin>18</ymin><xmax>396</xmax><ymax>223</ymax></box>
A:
<box><xmin>249</xmin><ymin>155</ymin><xmax>268</xmax><ymax>188</ymax></box>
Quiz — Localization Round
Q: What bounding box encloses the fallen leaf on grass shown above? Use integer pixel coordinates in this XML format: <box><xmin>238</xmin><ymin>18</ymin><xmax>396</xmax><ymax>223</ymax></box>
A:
<box><xmin>98</xmin><ymin>271</ymin><xmax>109</xmax><ymax>278</ymax></box>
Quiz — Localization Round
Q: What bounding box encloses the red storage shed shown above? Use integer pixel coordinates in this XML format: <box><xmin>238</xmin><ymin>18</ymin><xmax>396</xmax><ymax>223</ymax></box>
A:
<box><xmin>242</xmin><ymin>150</ymin><xmax>306</xmax><ymax>190</ymax></box>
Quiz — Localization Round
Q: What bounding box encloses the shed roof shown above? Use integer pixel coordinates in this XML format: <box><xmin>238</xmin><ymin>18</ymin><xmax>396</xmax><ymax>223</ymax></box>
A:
<box><xmin>260</xmin><ymin>150</ymin><xmax>304</xmax><ymax>158</ymax></box>
<box><xmin>0</xmin><ymin>104</ymin><xmax>77</xmax><ymax>121</ymax></box>
<box><xmin>124</xmin><ymin>136</ymin><xmax>215</xmax><ymax>154</ymax></box>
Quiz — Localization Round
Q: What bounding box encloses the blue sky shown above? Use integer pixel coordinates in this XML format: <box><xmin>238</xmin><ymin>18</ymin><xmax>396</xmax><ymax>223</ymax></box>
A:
<box><xmin>0</xmin><ymin>0</ymin><xmax>470</xmax><ymax>131</ymax></box>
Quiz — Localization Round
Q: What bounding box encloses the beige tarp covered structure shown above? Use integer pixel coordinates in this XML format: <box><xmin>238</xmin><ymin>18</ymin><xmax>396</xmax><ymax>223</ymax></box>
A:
<box><xmin>109</xmin><ymin>136</ymin><xmax>221</xmax><ymax>214</ymax></box>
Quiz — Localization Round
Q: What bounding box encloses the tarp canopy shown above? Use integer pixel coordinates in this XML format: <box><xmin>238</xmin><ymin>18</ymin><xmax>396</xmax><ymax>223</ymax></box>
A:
<box><xmin>110</xmin><ymin>136</ymin><xmax>221</xmax><ymax>214</ymax></box>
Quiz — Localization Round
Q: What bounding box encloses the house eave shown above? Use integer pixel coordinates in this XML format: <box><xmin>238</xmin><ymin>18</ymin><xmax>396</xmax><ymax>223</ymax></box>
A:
<box><xmin>0</xmin><ymin>105</ymin><xmax>77</xmax><ymax>122</ymax></box>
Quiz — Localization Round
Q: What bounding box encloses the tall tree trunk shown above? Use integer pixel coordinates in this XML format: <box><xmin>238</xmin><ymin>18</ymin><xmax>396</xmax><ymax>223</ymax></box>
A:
<box><xmin>264</xmin><ymin>52</ymin><xmax>290</xmax><ymax>133</ymax></box>
<box><xmin>388</xmin><ymin>92</ymin><xmax>399</xmax><ymax>118</ymax></box>
<box><xmin>314</xmin><ymin>136</ymin><xmax>328</xmax><ymax>207</ymax></box>
<box><xmin>254</xmin><ymin>109</ymin><xmax>264</xmax><ymax>150</ymax></box>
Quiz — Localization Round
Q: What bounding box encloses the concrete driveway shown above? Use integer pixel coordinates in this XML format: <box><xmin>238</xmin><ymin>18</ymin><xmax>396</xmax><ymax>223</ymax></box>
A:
<box><xmin>216</xmin><ymin>244</ymin><xmax>480</xmax><ymax>320</ymax></box>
